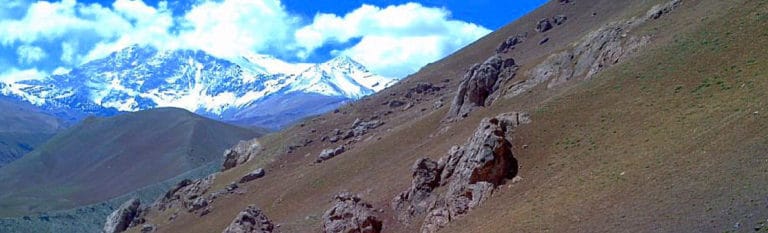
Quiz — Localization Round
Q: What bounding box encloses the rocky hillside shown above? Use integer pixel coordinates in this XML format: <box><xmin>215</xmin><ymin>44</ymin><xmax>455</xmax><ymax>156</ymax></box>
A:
<box><xmin>0</xmin><ymin>108</ymin><xmax>262</xmax><ymax>217</ymax></box>
<box><xmin>81</xmin><ymin>0</ymin><xmax>768</xmax><ymax>232</ymax></box>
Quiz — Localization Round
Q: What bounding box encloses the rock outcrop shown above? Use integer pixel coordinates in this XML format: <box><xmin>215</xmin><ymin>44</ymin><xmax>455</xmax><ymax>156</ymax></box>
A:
<box><xmin>323</xmin><ymin>193</ymin><xmax>383</xmax><ymax>233</ymax></box>
<box><xmin>553</xmin><ymin>14</ymin><xmax>568</xmax><ymax>25</ymax></box>
<box><xmin>392</xmin><ymin>158</ymin><xmax>441</xmax><ymax>224</ymax></box>
<box><xmin>222</xmin><ymin>139</ymin><xmax>261</xmax><ymax>171</ymax></box>
<box><xmin>238</xmin><ymin>168</ymin><xmax>266</xmax><ymax>184</ymax></box>
<box><xmin>393</xmin><ymin>113</ymin><xmax>530</xmax><ymax>232</ymax></box>
<box><xmin>448</xmin><ymin>56</ymin><xmax>518</xmax><ymax>118</ymax></box>
<box><xmin>506</xmin><ymin>0</ymin><xmax>682</xmax><ymax>98</ymax></box>
<box><xmin>646</xmin><ymin>0</ymin><xmax>681</xmax><ymax>19</ymax></box>
<box><xmin>153</xmin><ymin>174</ymin><xmax>215</xmax><ymax>213</ymax></box>
<box><xmin>103</xmin><ymin>198</ymin><xmax>142</xmax><ymax>233</ymax></box>
<box><xmin>222</xmin><ymin>205</ymin><xmax>279</xmax><ymax>233</ymax></box>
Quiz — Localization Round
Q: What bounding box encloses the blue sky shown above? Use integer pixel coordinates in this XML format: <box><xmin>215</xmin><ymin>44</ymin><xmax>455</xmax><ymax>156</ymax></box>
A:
<box><xmin>0</xmin><ymin>0</ymin><xmax>545</xmax><ymax>80</ymax></box>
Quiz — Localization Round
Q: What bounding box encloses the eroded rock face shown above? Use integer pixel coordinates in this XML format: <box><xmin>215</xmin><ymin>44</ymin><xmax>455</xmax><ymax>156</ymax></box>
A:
<box><xmin>222</xmin><ymin>205</ymin><xmax>278</xmax><ymax>233</ymax></box>
<box><xmin>506</xmin><ymin>0</ymin><xmax>682</xmax><ymax>99</ymax></box>
<box><xmin>223</xmin><ymin>139</ymin><xmax>261</xmax><ymax>171</ymax></box>
<box><xmin>393</xmin><ymin>113</ymin><xmax>530</xmax><ymax>232</ymax></box>
<box><xmin>392</xmin><ymin>158</ymin><xmax>442</xmax><ymax>224</ymax></box>
<box><xmin>104</xmin><ymin>198</ymin><xmax>141</xmax><ymax>233</ymax></box>
<box><xmin>323</xmin><ymin>193</ymin><xmax>383</xmax><ymax>233</ymax></box>
<box><xmin>448</xmin><ymin>56</ymin><xmax>518</xmax><ymax>118</ymax></box>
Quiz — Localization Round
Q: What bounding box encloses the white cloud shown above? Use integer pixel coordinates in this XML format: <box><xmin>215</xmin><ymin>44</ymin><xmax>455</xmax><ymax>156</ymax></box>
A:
<box><xmin>177</xmin><ymin>0</ymin><xmax>297</xmax><ymax>58</ymax></box>
<box><xmin>295</xmin><ymin>3</ymin><xmax>491</xmax><ymax>77</ymax></box>
<box><xmin>16</xmin><ymin>44</ymin><xmax>47</xmax><ymax>64</ymax></box>
<box><xmin>0</xmin><ymin>68</ymin><xmax>46</xmax><ymax>82</ymax></box>
<box><xmin>0</xmin><ymin>1</ymin><xmax>490</xmax><ymax>79</ymax></box>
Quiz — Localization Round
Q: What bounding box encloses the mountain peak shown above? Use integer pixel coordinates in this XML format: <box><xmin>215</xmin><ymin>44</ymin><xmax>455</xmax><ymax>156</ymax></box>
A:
<box><xmin>323</xmin><ymin>55</ymin><xmax>367</xmax><ymax>71</ymax></box>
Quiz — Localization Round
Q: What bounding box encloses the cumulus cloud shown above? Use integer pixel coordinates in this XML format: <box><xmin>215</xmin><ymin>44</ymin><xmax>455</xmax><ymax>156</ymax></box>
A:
<box><xmin>16</xmin><ymin>45</ymin><xmax>47</xmax><ymax>64</ymax></box>
<box><xmin>0</xmin><ymin>68</ymin><xmax>46</xmax><ymax>83</ymax></box>
<box><xmin>295</xmin><ymin>3</ymin><xmax>491</xmax><ymax>77</ymax></box>
<box><xmin>0</xmin><ymin>0</ymin><xmax>490</xmax><ymax>80</ymax></box>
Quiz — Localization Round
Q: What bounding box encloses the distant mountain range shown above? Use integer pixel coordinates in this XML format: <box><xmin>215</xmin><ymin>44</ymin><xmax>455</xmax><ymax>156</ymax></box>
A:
<box><xmin>0</xmin><ymin>45</ymin><xmax>398</xmax><ymax>129</ymax></box>
<box><xmin>0</xmin><ymin>108</ymin><xmax>261</xmax><ymax>216</ymax></box>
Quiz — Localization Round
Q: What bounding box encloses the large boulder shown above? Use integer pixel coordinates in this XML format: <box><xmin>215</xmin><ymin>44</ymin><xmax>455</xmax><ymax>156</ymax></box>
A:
<box><xmin>222</xmin><ymin>139</ymin><xmax>261</xmax><ymax>171</ymax></box>
<box><xmin>392</xmin><ymin>158</ymin><xmax>442</xmax><ymax>224</ymax></box>
<box><xmin>103</xmin><ymin>198</ymin><xmax>142</xmax><ymax>233</ymax></box>
<box><xmin>496</xmin><ymin>34</ymin><xmax>526</xmax><ymax>54</ymax></box>
<box><xmin>448</xmin><ymin>56</ymin><xmax>517</xmax><ymax>118</ymax></box>
<box><xmin>323</xmin><ymin>193</ymin><xmax>383</xmax><ymax>233</ymax></box>
<box><xmin>222</xmin><ymin>205</ymin><xmax>278</xmax><ymax>233</ymax></box>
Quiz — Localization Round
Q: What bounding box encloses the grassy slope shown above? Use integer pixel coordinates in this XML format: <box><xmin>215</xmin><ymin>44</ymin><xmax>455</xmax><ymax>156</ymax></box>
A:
<box><xmin>137</xmin><ymin>0</ymin><xmax>768</xmax><ymax>232</ymax></box>
<box><xmin>0</xmin><ymin>98</ymin><xmax>66</xmax><ymax>167</ymax></box>
<box><xmin>0</xmin><ymin>108</ymin><xmax>260</xmax><ymax>217</ymax></box>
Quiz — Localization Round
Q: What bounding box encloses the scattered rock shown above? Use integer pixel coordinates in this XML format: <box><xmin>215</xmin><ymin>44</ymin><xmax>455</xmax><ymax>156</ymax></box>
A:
<box><xmin>388</xmin><ymin>100</ymin><xmax>407</xmax><ymax>108</ymax></box>
<box><xmin>222</xmin><ymin>205</ymin><xmax>278</xmax><ymax>233</ymax></box>
<box><xmin>318</xmin><ymin>146</ymin><xmax>346</xmax><ymax>162</ymax></box>
<box><xmin>553</xmin><ymin>14</ymin><xmax>568</xmax><ymax>25</ymax></box>
<box><xmin>226</xmin><ymin>182</ymin><xmax>239</xmax><ymax>192</ymax></box>
<box><xmin>103</xmin><ymin>198</ymin><xmax>141</xmax><ymax>233</ymax></box>
<box><xmin>323</xmin><ymin>193</ymin><xmax>383</xmax><ymax>233</ymax></box>
<box><xmin>238</xmin><ymin>168</ymin><xmax>266</xmax><ymax>184</ymax></box>
<box><xmin>448</xmin><ymin>56</ymin><xmax>518</xmax><ymax>118</ymax></box>
<box><xmin>496</xmin><ymin>34</ymin><xmax>526</xmax><ymax>54</ymax></box>
<box><xmin>392</xmin><ymin>158</ymin><xmax>442</xmax><ymax>224</ymax></box>
<box><xmin>403</xmin><ymin>102</ymin><xmax>414</xmax><ymax>111</ymax></box>
<box><xmin>140</xmin><ymin>224</ymin><xmax>156</xmax><ymax>233</ymax></box>
<box><xmin>350</xmin><ymin>119</ymin><xmax>384</xmax><ymax>138</ymax></box>
<box><xmin>432</xmin><ymin>99</ymin><xmax>444</xmax><ymax>110</ymax></box>
<box><xmin>329</xmin><ymin>136</ymin><xmax>340</xmax><ymax>143</ymax></box>
<box><xmin>559</xmin><ymin>0</ymin><xmax>572</xmax><ymax>4</ymax></box>
<box><xmin>407</xmin><ymin>82</ymin><xmax>442</xmax><ymax>97</ymax></box>
<box><xmin>539</xmin><ymin>37</ymin><xmax>550</xmax><ymax>45</ymax></box>
<box><xmin>222</xmin><ymin>139</ymin><xmax>261</xmax><ymax>171</ymax></box>
<box><xmin>535</xmin><ymin>18</ymin><xmax>553</xmax><ymax>32</ymax></box>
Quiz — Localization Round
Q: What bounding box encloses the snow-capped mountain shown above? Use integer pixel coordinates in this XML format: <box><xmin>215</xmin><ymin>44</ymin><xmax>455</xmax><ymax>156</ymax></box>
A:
<box><xmin>0</xmin><ymin>45</ymin><xmax>399</xmax><ymax>129</ymax></box>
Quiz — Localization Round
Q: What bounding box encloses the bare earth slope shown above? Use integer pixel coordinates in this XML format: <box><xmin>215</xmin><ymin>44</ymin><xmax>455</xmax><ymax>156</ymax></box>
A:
<box><xmin>0</xmin><ymin>108</ymin><xmax>261</xmax><ymax>217</ymax></box>
<box><xmin>130</xmin><ymin>0</ymin><xmax>768</xmax><ymax>232</ymax></box>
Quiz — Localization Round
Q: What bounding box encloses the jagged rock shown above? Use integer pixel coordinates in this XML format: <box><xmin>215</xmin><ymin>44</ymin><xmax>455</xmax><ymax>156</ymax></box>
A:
<box><xmin>553</xmin><ymin>14</ymin><xmax>568</xmax><ymax>25</ymax></box>
<box><xmin>448</xmin><ymin>56</ymin><xmax>517</xmax><ymax>118</ymax></box>
<box><xmin>153</xmin><ymin>174</ymin><xmax>215</xmax><ymax>212</ymax></box>
<box><xmin>535</xmin><ymin>18</ymin><xmax>553</xmax><ymax>32</ymax></box>
<box><xmin>496</xmin><ymin>34</ymin><xmax>526</xmax><ymax>54</ymax></box>
<box><xmin>222</xmin><ymin>205</ymin><xmax>278</xmax><ymax>233</ymax></box>
<box><xmin>239</xmin><ymin>168</ymin><xmax>266</xmax><ymax>184</ymax></box>
<box><xmin>323</xmin><ymin>193</ymin><xmax>383</xmax><ymax>233</ymax></box>
<box><xmin>394</xmin><ymin>113</ymin><xmax>530</xmax><ymax>232</ymax></box>
<box><xmin>318</xmin><ymin>146</ymin><xmax>346</xmax><ymax>162</ymax></box>
<box><xmin>103</xmin><ymin>198</ymin><xmax>141</xmax><ymax>233</ymax></box>
<box><xmin>140</xmin><ymin>224</ymin><xmax>156</xmax><ymax>233</ymax></box>
<box><xmin>223</xmin><ymin>139</ymin><xmax>261</xmax><ymax>171</ymax></box>
<box><xmin>392</xmin><ymin>158</ymin><xmax>442</xmax><ymax>224</ymax></box>
<box><xmin>559</xmin><ymin>0</ymin><xmax>572</xmax><ymax>4</ymax></box>
<box><xmin>647</xmin><ymin>0</ymin><xmax>681</xmax><ymax>19</ymax></box>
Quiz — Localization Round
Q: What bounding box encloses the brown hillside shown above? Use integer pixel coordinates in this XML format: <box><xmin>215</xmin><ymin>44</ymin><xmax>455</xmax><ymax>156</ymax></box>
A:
<box><xmin>132</xmin><ymin>0</ymin><xmax>768</xmax><ymax>232</ymax></box>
